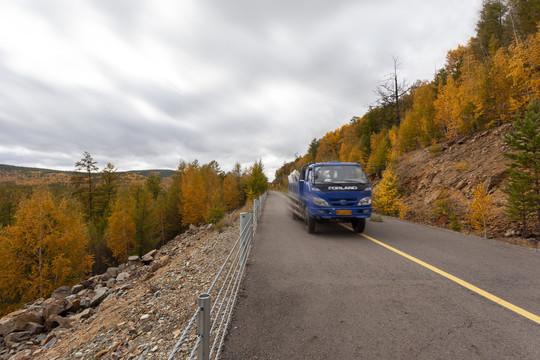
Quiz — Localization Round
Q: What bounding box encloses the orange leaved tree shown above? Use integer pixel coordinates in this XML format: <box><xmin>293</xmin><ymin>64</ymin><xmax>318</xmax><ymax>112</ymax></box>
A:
<box><xmin>0</xmin><ymin>189</ymin><xmax>93</xmax><ymax>315</ymax></box>
<box><xmin>106</xmin><ymin>187</ymin><xmax>136</xmax><ymax>262</ymax></box>
<box><xmin>468</xmin><ymin>183</ymin><xmax>495</xmax><ymax>238</ymax></box>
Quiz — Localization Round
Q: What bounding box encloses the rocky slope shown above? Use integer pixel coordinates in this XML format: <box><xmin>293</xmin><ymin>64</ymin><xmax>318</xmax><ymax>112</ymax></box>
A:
<box><xmin>0</xmin><ymin>208</ymin><xmax>247</xmax><ymax>360</ymax></box>
<box><xmin>395</xmin><ymin>122</ymin><xmax>537</xmax><ymax>248</ymax></box>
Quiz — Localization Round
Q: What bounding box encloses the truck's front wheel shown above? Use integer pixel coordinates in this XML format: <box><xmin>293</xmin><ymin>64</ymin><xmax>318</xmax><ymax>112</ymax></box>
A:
<box><xmin>304</xmin><ymin>208</ymin><xmax>316</xmax><ymax>234</ymax></box>
<box><xmin>351</xmin><ymin>218</ymin><xmax>366</xmax><ymax>233</ymax></box>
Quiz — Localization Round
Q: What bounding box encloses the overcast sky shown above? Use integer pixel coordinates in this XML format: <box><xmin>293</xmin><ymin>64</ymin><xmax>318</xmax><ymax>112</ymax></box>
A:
<box><xmin>0</xmin><ymin>0</ymin><xmax>482</xmax><ymax>180</ymax></box>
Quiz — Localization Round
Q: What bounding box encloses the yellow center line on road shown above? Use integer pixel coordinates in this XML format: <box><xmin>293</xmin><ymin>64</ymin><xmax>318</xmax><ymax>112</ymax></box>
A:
<box><xmin>345</xmin><ymin>226</ymin><xmax>540</xmax><ymax>325</ymax></box>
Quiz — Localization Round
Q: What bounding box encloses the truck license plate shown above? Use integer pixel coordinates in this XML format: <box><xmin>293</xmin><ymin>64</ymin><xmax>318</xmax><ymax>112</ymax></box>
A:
<box><xmin>336</xmin><ymin>210</ymin><xmax>352</xmax><ymax>215</ymax></box>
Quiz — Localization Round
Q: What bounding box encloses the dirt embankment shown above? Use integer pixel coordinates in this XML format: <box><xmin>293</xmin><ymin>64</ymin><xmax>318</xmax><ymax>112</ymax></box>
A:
<box><xmin>395</xmin><ymin>123</ymin><xmax>538</xmax><ymax>249</ymax></box>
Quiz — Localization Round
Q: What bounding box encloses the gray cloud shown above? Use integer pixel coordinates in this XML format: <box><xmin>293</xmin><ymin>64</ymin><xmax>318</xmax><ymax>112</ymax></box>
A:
<box><xmin>0</xmin><ymin>0</ymin><xmax>482</xmax><ymax>178</ymax></box>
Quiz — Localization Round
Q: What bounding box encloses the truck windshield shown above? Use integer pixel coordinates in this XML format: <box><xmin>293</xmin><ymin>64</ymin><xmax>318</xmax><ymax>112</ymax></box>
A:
<box><xmin>313</xmin><ymin>165</ymin><xmax>369</xmax><ymax>185</ymax></box>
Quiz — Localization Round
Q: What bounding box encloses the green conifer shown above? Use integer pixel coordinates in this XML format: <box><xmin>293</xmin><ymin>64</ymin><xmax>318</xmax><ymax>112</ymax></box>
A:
<box><xmin>503</xmin><ymin>99</ymin><xmax>540</xmax><ymax>237</ymax></box>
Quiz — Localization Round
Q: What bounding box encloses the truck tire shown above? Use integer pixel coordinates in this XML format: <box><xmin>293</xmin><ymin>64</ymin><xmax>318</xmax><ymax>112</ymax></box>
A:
<box><xmin>351</xmin><ymin>218</ymin><xmax>366</xmax><ymax>233</ymax></box>
<box><xmin>304</xmin><ymin>208</ymin><xmax>316</xmax><ymax>234</ymax></box>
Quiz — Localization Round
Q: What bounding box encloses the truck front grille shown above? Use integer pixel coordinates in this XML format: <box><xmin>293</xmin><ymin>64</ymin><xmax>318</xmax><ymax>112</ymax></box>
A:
<box><xmin>328</xmin><ymin>198</ymin><xmax>357</xmax><ymax>207</ymax></box>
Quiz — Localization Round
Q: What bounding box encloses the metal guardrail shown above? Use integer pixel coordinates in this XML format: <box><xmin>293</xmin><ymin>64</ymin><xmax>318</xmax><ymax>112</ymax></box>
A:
<box><xmin>168</xmin><ymin>192</ymin><xmax>268</xmax><ymax>360</ymax></box>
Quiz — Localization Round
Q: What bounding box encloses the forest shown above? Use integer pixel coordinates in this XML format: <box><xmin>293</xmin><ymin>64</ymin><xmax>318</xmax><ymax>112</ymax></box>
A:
<box><xmin>0</xmin><ymin>155</ymin><xmax>268</xmax><ymax>315</ymax></box>
<box><xmin>274</xmin><ymin>0</ymin><xmax>539</xmax><ymax>184</ymax></box>
<box><xmin>272</xmin><ymin>0</ymin><xmax>539</xmax><ymax>236</ymax></box>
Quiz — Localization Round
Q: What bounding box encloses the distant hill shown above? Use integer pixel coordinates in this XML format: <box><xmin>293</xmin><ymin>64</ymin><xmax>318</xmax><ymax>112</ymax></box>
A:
<box><xmin>0</xmin><ymin>164</ymin><xmax>176</xmax><ymax>185</ymax></box>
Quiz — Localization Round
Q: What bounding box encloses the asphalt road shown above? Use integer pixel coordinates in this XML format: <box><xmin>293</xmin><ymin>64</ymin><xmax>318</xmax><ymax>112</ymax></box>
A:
<box><xmin>220</xmin><ymin>191</ymin><xmax>540</xmax><ymax>359</ymax></box>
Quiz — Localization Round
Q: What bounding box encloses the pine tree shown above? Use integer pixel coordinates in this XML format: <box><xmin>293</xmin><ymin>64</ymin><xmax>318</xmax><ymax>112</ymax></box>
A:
<box><xmin>72</xmin><ymin>151</ymin><xmax>99</xmax><ymax>220</ymax></box>
<box><xmin>246</xmin><ymin>160</ymin><xmax>268</xmax><ymax>197</ymax></box>
<box><xmin>503</xmin><ymin>98</ymin><xmax>540</xmax><ymax>236</ymax></box>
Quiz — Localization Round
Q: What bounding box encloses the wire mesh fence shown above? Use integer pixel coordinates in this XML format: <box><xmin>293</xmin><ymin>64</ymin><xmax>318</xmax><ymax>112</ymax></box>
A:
<box><xmin>168</xmin><ymin>192</ymin><xmax>268</xmax><ymax>360</ymax></box>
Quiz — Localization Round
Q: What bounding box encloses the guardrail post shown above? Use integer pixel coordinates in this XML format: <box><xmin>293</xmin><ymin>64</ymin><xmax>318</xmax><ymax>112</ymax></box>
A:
<box><xmin>197</xmin><ymin>293</ymin><xmax>211</xmax><ymax>360</ymax></box>
<box><xmin>240</xmin><ymin>212</ymin><xmax>249</xmax><ymax>235</ymax></box>
<box><xmin>254</xmin><ymin>199</ymin><xmax>259</xmax><ymax>225</ymax></box>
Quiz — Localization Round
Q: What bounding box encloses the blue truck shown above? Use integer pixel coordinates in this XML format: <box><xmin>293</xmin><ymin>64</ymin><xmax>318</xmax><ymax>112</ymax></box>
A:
<box><xmin>288</xmin><ymin>161</ymin><xmax>372</xmax><ymax>234</ymax></box>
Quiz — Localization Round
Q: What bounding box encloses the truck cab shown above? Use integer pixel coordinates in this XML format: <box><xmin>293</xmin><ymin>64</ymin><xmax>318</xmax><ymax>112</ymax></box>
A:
<box><xmin>289</xmin><ymin>161</ymin><xmax>372</xmax><ymax>234</ymax></box>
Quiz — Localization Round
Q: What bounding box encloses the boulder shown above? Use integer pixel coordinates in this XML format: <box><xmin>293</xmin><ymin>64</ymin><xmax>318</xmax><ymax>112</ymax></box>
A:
<box><xmin>80</xmin><ymin>297</ymin><xmax>91</xmax><ymax>309</ymax></box>
<box><xmin>43</xmin><ymin>298</ymin><xmax>67</xmax><ymax>319</ymax></box>
<box><xmin>142</xmin><ymin>250</ymin><xmax>157</xmax><ymax>264</ymax></box>
<box><xmin>4</xmin><ymin>331</ymin><xmax>31</xmax><ymax>347</ymax></box>
<box><xmin>51</xmin><ymin>286</ymin><xmax>71</xmax><ymax>300</ymax></box>
<box><xmin>0</xmin><ymin>309</ymin><xmax>43</xmax><ymax>337</ymax></box>
<box><xmin>24</xmin><ymin>322</ymin><xmax>44</xmax><ymax>335</ymax></box>
<box><xmin>44</xmin><ymin>314</ymin><xmax>72</xmax><ymax>331</ymax></box>
<box><xmin>128</xmin><ymin>255</ymin><xmax>140</xmax><ymax>262</ymax></box>
<box><xmin>80</xmin><ymin>279</ymin><xmax>93</xmax><ymax>289</ymax></box>
<box><xmin>116</xmin><ymin>272</ymin><xmax>130</xmax><ymax>282</ymax></box>
<box><xmin>90</xmin><ymin>287</ymin><xmax>109</xmax><ymax>307</ymax></box>
<box><xmin>149</xmin><ymin>255</ymin><xmax>170</xmax><ymax>273</ymax></box>
<box><xmin>65</xmin><ymin>299</ymin><xmax>81</xmax><ymax>313</ymax></box>
<box><xmin>71</xmin><ymin>284</ymin><xmax>85</xmax><ymax>294</ymax></box>
<box><xmin>484</xmin><ymin>171</ymin><xmax>506</xmax><ymax>191</ymax></box>
<box><xmin>101</xmin><ymin>267</ymin><xmax>119</xmax><ymax>281</ymax></box>
<box><xmin>72</xmin><ymin>308</ymin><xmax>93</xmax><ymax>321</ymax></box>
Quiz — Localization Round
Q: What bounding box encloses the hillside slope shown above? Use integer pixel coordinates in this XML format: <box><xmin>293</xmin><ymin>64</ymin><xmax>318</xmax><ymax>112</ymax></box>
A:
<box><xmin>0</xmin><ymin>164</ymin><xmax>175</xmax><ymax>185</ymax></box>
<box><xmin>0</xmin><ymin>209</ymin><xmax>245</xmax><ymax>359</ymax></box>
<box><xmin>395</xmin><ymin>123</ymin><xmax>536</xmax><ymax>247</ymax></box>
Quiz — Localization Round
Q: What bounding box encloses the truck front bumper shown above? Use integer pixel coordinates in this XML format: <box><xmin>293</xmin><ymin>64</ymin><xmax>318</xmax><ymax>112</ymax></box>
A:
<box><xmin>309</xmin><ymin>206</ymin><xmax>372</xmax><ymax>221</ymax></box>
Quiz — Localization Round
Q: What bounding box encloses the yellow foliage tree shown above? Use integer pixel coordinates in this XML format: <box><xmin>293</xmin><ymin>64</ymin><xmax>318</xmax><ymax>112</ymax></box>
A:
<box><xmin>373</xmin><ymin>167</ymin><xmax>406</xmax><ymax>217</ymax></box>
<box><xmin>367</xmin><ymin>131</ymin><xmax>390</xmax><ymax>174</ymax></box>
<box><xmin>468</xmin><ymin>183</ymin><xmax>495</xmax><ymax>238</ymax></box>
<box><xmin>0</xmin><ymin>189</ymin><xmax>93</xmax><ymax>315</ymax></box>
<box><xmin>180</xmin><ymin>163</ymin><xmax>207</xmax><ymax>226</ymax></box>
<box><xmin>316</xmin><ymin>129</ymin><xmax>342</xmax><ymax>162</ymax></box>
<box><xmin>435</xmin><ymin>76</ymin><xmax>464</xmax><ymax>138</ymax></box>
<box><xmin>507</xmin><ymin>29</ymin><xmax>540</xmax><ymax>115</ymax></box>
<box><xmin>223</xmin><ymin>173</ymin><xmax>242</xmax><ymax>211</ymax></box>
<box><xmin>106</xmin><ymin>187</ymin><xmax>136</xmax><ymax>262</ymax></box>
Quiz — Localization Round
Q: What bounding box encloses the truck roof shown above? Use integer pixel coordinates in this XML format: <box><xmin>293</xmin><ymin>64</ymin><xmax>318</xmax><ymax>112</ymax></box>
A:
<box><xmin>309</xmin><ymin>161</ymin><xmax>363</xmax><ymax>167</ymax></box>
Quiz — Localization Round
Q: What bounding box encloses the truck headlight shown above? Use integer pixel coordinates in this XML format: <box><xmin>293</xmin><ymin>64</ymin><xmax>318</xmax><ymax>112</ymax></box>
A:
<box><xmin>312</xmin><ymin>196</ymin><xmax>330</xmax><ymax>207</ymax></box>
<box><xmin>357</xmin><ymin>197</ymin><xmax>371</xmax><ymax>206</ymax></box>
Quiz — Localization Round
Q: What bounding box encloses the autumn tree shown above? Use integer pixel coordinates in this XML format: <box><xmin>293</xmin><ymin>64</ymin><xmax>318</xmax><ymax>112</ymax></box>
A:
<box><xmin>339</xmin><ymin>123</ymin><xmax>363</xmax><ymax>163</ymax></box>
<box><xmin>223</xmin><ymin>173</ymin><xmax>242</xmax><ymax>211</ymax></box>
<box><xmin>316</xmin><ymin>130</ymin><xmax>342</xmax><ymax>162</ymax></box>
<box><xmin>372</xmin><ymin>167</ymin><xmax>406</xmax><ymax>217</ymax></box>
<box><xmin>106</xmin><ymin>187</ymin><xmax>136</xmax><ymax>262</ymax></box>
<box><xmin>506</xmin><ymin>29</ymin><xmax>540</xmax><ymax>114</ymax></box>
<box><xmin>468</xmin><ymin>183</ymin><xmax>495</xmax><ymax>238</ymax></box>
<box><xmin>503</xmin><ymin>99</ymin><xmax>540</xmax><ymax>237</ymax></box>
<box><xmin>180</xmin><ymin>162</ymin><xmax>207</xmax><ymax>226</ymax></box>
<box><xmin>0</xmin><ymin>189</ymin><xmax>93</xmax><ymax>314</ymax></box>
<box><xmin>367</xmin><ymin>131</ymin><xmax>390</xmax><ymax>175</ymax></box>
